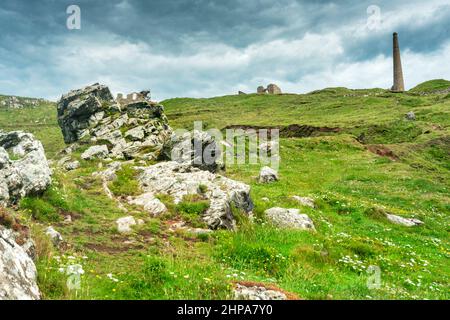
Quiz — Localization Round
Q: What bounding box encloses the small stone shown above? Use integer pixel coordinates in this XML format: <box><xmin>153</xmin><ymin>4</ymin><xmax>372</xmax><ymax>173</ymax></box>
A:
<box><xmin>291</xmin><ymin>196</ymin><xmax>315</xmax><ymax>208</ymax></box>
<box><xmin>81</xmin><ymin>145</ymin><xmax>109</xmax><ymax>160</ymax></box>
<box><xmin>128</xmin><ymin>193</ymin><xmax>167</xmax><ymax>216</ymax></box>
<box><xmin>258</xmin><ymin>166</ymin><xmax>278</xmax><ymax>183</ymax></box>
<box><xmin>45</xmin><ymin>226</ymin><xmax>63</xmax><ymax>246</ymax></box>
<box><xmin>405</xmin><ymin>111</ymin><xmax>416</xmax><ymax>121</ymax></box>
<box><xmin>64</xmin><ymin>161</ymin><xmax>80</xmax><ymax>171</ymax></box>
<box><xmin>116</xmin><ymin>216</ymin><xmax>137</xmax><ymax>233</ymax></box>
<box><xmin>233</xmin><ymin>283</ymin><xmax>287</xmax><ymax>300</ymax></box>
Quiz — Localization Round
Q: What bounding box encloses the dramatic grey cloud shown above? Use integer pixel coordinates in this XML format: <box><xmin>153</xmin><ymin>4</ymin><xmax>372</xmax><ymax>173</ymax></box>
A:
<box><xmin>0</xmin><ymin>0</ymin><xmax>449</xmax><ymax>100</ymax></box>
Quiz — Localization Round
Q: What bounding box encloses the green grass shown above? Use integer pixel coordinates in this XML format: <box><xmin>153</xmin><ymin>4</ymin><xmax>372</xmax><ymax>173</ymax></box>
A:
<box><xmin>0</xmin><ymin>82</ymin><xmax>449</xmax><ymax>300</ymax></box>
<box><xmin>0</xmin><ymin>101</ymin><xmax>64</xmax><ymax>158</ymax></box>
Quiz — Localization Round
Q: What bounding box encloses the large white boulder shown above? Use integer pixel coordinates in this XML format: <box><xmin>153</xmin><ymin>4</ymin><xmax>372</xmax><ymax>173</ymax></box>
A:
<box><xmin>136</xmin><ymin>161</ymin><xmax>253</xmax><ymax>229</ymax></box>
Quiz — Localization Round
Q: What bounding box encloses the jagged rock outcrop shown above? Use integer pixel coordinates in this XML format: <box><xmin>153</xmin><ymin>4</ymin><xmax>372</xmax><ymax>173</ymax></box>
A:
<box><xmin>161</xmin><ymin>130</ymin><xmax>222</xmax><ymax>172</ymax></box>
<box><xmin>57</xmin><ymin>84</ymin><xmax>172</xmax><ymax>160</ymax></box>
<box><xmin>0</xmin><ymin>131</ymin><xmax>51</xmax><ymax>206</ymax></box>
<box><xmin>135</xmin><ymin>161</ymin><xmax>253</xmax><ymax>229</ymax></box>
<box><xmin>0</xmin><ymin>225</ymin><xmax>40</xmax><ymax>300</ymax></box>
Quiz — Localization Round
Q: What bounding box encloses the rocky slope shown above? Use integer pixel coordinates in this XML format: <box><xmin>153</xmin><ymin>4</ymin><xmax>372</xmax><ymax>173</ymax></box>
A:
<box><xmin>56</xmin><ymin>84</ymin><xmax>254</xmax><ymax>230</ymax></box>
<box><xmin>0</xmin><ymin>131</ymin><xmax>51</xmax><ymax>300</ymax></box>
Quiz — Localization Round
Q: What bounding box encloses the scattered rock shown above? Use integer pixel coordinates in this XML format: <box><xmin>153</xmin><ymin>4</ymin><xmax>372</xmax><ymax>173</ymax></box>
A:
<box><xmin>264</xmin><ymin>207</ymin><xmax>315</xmax><ymax>230</ymax></box>
<box><xmin>0</xmin><ymin>131</ymin><xmax>51</xmax><ymax>206</ymax></box>
<box><xmin>136</xmin><ymin>161</ymin><xmax>253</xmax><ymax>229</ymax></box>
<box><xmin>167</xmin><ymin>220</ymin><xmax>213</xmax><ymax>235</ymax></box>
<box><xmin>81</xmin><ymin>145</ymin><xmax>109</xmax><ymax>160</ymax></box>
<box><xmin>116</xmin><ymin>216</ymin><xmax>136</xmax><ymax>233</ymax></box>
<box><xmin>261</xmin><ymin>197</ymin><xmax>270</xmax><ymax>202</ymax></box>
<box><xmin>45</xmin><ymin>226</ymin><xmax>63</xmax><ymax>246</ymax></box>
<box><xmin>234</xmin><ymin>283</ymin><xmax>287</xmax><ymax>300</ymax></box>
<box><xmin>128</xmin><ymin>193</ymin><xmax>167</xmax><ymax>216</ymax></box>
<box><xmin>259</xmin><ymin>141</ymin><xmax>279</xmax><ymax>156</ymax></box>
<box><xmin>258</xmin><ymin>166</ymin><xmax>278</xmax><ymax>183</ymax></box>
<box><xmin>64</xmin><ymin>160</ymin><xmax>80</xmax><ymax>171</ymax></box>
<box><xmin>291</xmin><ymin>196</ymin><xmax>315</xmax><ymax>208</ymax></box>
<box><xmin>405</xmin><ymin>111</ymin><xmax>416</xmax><ymax>121</ymax></box>
<box><xmin>124</xmin><ymin>126</ymin><xmax>145</xmax><ymax>141</ymax></box>
<box><xmin>386</xmin><ymin>214</ymin><xmax>423</xmax><ymax>227</ymax></box>
<box><xmin>0</xmin><ymin>225</ymin><xmax>40</xmax><ymax>300</ymax></box>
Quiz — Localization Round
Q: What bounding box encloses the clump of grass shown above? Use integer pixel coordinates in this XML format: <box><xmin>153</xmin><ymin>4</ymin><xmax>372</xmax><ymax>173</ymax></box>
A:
<box><xmin>176</xmin><ymin>194</ymin><xmax>210</xmax><ymax>228</ymax></box>
<box><xmin>198</xmin><ymin>184</ymin><xmax>208</xmax><ymax>194</ymax></box>
<box><xmin>218</xmin><ymin>241</ymin><xmax>289</xmax><ymax>277</ymax></box>
<box><xmin>109</xmin><ymin>164</ymin><xmax>141</xmax><ymax>196</ymax></box>
<box><xmin>0</xmin><ymin>207</ymin><xmax>15</xmax><ymax>228</ymax></box>
<box><xmin>18</xmin><ymin>185</ymin><xmax>69</xmax><ymax>222</ymax></box>
<box><xmin>364</xmin><ymin>207</ymin><xmax>388</xmax><ymax>220</ymax></box>
<box><xmin>20</xmin><ymin>197</ymin><xmax>61</xmax><ymax>222</ymax></box>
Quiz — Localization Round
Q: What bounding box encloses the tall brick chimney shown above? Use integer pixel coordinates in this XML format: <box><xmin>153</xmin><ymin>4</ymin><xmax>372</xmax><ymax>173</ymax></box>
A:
<box><xmin>391</xmin><ymin>32</ymin><xmax>405</xmax><ymax>92</ymax></box>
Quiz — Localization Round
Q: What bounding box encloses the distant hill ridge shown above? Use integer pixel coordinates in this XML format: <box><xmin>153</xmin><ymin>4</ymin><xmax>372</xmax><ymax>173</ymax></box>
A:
<box><xmin>409</xmin><ymin>79</ymin><xmax>450</xmax><ymax>94</ymax></box>
<box><xmin>0</xmin><ymin>94</ymin><xmax>47</xmax><ymax>109</ymax></box>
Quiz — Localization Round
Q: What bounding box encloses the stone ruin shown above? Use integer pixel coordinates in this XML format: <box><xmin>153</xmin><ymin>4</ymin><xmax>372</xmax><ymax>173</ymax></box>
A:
<box><xmin>256</xmin><ymin>84</ymin><xmax>282</xmax><ymax>95</ymax></box>
<box><xmin>116</xmin><ymin>90</ymin><xmax>152</xmax><ymax>107</ymax></box>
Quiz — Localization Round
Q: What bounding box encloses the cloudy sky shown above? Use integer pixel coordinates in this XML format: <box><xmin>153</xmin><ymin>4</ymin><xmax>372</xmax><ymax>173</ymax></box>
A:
<box><xmin>1</xmin><ymin>0</ymin><xmax>449</xmax><ymax>101</ymax></box>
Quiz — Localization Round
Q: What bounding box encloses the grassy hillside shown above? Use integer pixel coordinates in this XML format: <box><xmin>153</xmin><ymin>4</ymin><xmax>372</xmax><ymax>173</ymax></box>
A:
<box><xmin>0</xmin><ymin>100</ymin><xmax>64</xmax><ymax>158</ymax></box>
<box><xmin>0</xmin><ymin>82</ymin><xmax>449</xmax><ymax>300</ymax></box>
<box><xmin>409</xmin><ymin>79</ymin><xmax>450</xmax><ymax>94</ymax></box>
